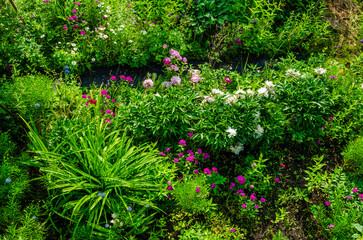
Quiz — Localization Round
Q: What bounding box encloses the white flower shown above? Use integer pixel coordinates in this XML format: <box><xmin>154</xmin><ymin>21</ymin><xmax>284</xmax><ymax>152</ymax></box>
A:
<box><xmin>110</xmin><ymin>220</ymin><xmax>115</xmax><ymax>224</ymax></box>
<box><xmin>128</xmin><ymin>40</ymin><xmax>133</xmax><ymax>43</ymax></box>
<box><xmin>140</xmin><ymin>30</ymin><xmax>147</xmax><ymax>34</ymax></box>
<box><xmin>67</xmin><ymin>42</ymin><xmax>70</xmax><ymax>45</ymax></box>
<box><xmin>111</xmin><ymin>213</ymin><xmax>117</xmax><ymax>218</ymax></box>
<box><xmin>211</xmin><ymin>88</ymin><xmax>224</xmax><ymax>95</ymax></box>
<box><xmin>58</xmin><ymin>42</ymin><xmax>61</xmax><ymax>44</ymax></box>
<box><xmin>71</xmin><ymin>51</ymin><xmax>75</xmax><ymax>55</ymax></box>
<box><xmin>71</xmin><ymin>61</ymin><xmax>76</xmax><ymax>65</ymax></box>
<box><xmin>73</xmin><ymin>48</ymin><xmax>77</xmax><ymax>51</ymax></box>
<box><xmin>120</xmin><ymin>25</ymin><xmax>125</xmax><ymax>28</ymax></box>
<box><xmin>230</xmin><ymin>142</ymin><xmax>244</xmax><ymax>155</ymax></box>
<box><xmin>91</xmin><ymin>58</ymin><xmax>96</xmax><ymax>62</ymax></box>
<box><xmin>286</xmin><ymin>69</ymin><xmax>301</xmax><ymax>77</ymax></box>
<box><xmin>254</xmin><ymin>124</ymin><xmax>264</xmax><ymax>139</ymax></box>
<box><xmin>235</xmin><ymin>89</ymin><xmax>246</xmax><ymax>96</ymax></box>
<box><xmin>257</xmin><ymin>87</ymin><xmax>269</xmax><ymax>97</ymax></box>
<box><xmin>225</xmin><ymin>95</ymin><xmax>238</xmax><ymax>105</ymax></box>
<box><xmin>120</xmin><ymin>222</ymin><xmax>124</xmax><ymax>227</ymax></box>
<box><xmin>40</xmin><ymin>34</ymin><xmax>45</xmax><ymax>38</ymax></box>
<box><xmin>155</xmin><ymin>93</ymin><xmax>161</xmax><ymax>97</ymax></box>
<box><xmin>265</xmin><ymin>81</ymin><xmax>275</xmax><ymax>88</ymax></box>
<box><xmin>226</xmin><ymin>126</ymin><xmax>237</xmax><ymax>138</ymax></box>
<box><xmin>106</xmin><ymin>9</ymin><xmax>111</xmax><ymax>13</ymax></box>
<box><xmin>314</xmin><ymin>67</ymin><xmax>326</xmax><ymax>75</ymax></box>
<box><xmin>85</xmin><ymin>27</ymin><xmax>89</xmax><ymax>31</ymax></box>
<box><xmin>71</xmin><ymin>43</ymin><xmax>76</xmax><ymax>47</ymax></box>
<box><xmin>254</xmin><ymin>111</ymin><xmax>260</xmax><ymax>121</ymax></box>
<box><xmin>99</xmin><ymin>26</ymin><xmax>105</xmax><ymax>31</ymax></box>
<box><xmin>170</xmin><ymin>76</ymin><xmax>181</xmax><ymax>85</ymax></box>
<box><xmin>103</xmin><ymin>34</ymin><xmax>108</xmax><ymax>39</ymax></box>
<box><xmin>246</xmin><ymin>89</ymin><xmax>254</xmax><ymax>96</ymax></box>
<box><xmin>107</xmin><ymin>6</ymin><xmax>111</xmax><ymax>9</ymax></box>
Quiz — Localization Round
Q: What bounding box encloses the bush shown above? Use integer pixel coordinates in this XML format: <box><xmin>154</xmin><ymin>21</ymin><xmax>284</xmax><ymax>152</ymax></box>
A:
<box><xmin>342</xmin><ymin>136</ymin><xmax>363</xmax><ymax>177</ymax></box>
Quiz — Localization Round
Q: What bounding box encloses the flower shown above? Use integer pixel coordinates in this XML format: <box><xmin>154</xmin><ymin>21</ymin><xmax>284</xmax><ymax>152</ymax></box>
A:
<box><xmin>314</xmin><ymin>67</ymin><xmax>326</xmax><ymax>75</ymax></box>
<box><xmin>226</xmin><ymin>126</ymin><xmax>237</xmax><ymax>138</ymax></box>
<box><xmin>347</xmin><ymin>196</ymin><xmax>352</xmax><ymax>199</ymax></box>
<box><xmin>255</xmin><ymin>205</ymin><xmax>259</xmax><ymax>209</ymax></box>
<box><xmin>40</xmin><ymin>34</ymin><xmax>45</xmax><ymax>38</ymax></box>
<box><xmin>186</xmin><ymin>156</ymin><xmax>195</xmax><ymax>162</ymax></box>
<box><xmin>126</xmin><ymin>76</ymin><xmax>133</xmax><ymax>81</ymax></box>
<box><xmin>188</xmin><ymin>132</ymin><xmax>194</xmax><ymax>138</ymax></box>
<box><xmin>173</xmin><ymin>158</ymin><xmax>179</xmax><ymax>163</ymax></box>
<box><xmin>204</xmin><ymin>168</ymin><xmax>211</xmax><ymax>175</ymax></box>
<box><xmin>91</xmin><ymin>58</ymin><xmax>95</xmax><ymax>62</ymax></box>
<box><xmin>106</xmin><ymin>95</ymin><xmax>110</xmax><ymax>99</ymax></box>
<box><xmin>143</xmin><ymin>79</ymin><xmax>154</xmax><ymax>89</ymax></box>
<box><xmin>170</xmin><ymin>76</ymin><xmax>181</xmax><ymax>85</ymax></box>
<box><xmin>101</xmin><ymin>90</ymin><xmax>107</xmax><ymax>95</ymax></box>
<box><xmin>325</xmin><ymin>201</ymin><xmax>331</xmax><ymax>206</ymax></box>
<box><xmin>98</xmin><ymin>192</ymin><xmax>106</xmax><ymax>198</ymax></box>
<box><xmin>353</xmin><ymin>188</ymin><xmax>358</xmax><ymax>193</ymax></box>
<box><xmin>328</xmin><ymin>224</ymin><xmax>334</xmax><ymax>228</ymax></box>
<box><xmin>329</xmin><ymin>75</ymin><xmax>337</xmax><ymax>79</ymax></box>
<box><xmin>72</xmin><ymin>61</ymin><xmax>76</xmax><ymax>65</ymax></box>
<box><xmin>251</xmin><ymin>162</ymin><xmax>256</xmax><ymax>167</ymax></box>
<box><xmin>280</xmin><ymin>163</ymin><xmax>286</xmax><ymax>167</ymax></box>
<box><xmin>250</xmin><ymin>194</ymin><xmax>257</xmax><ymax>200</ymax></box>
<box><xmin>127</xmin><ymin>206</ymin><xmax>132</xmax><ymax>212</ymax></box>
<box><xmin>231</xmin><ymin>228</ymin><xmax>236</xmax><ymax>232</ymax></box>
<box><xmin>275</xmin><ymin>178</ymin><xmax>280</xmax><ymax>183</ymax></box>
<box><xmin>190</xmin><ymin>70</ymin><xmax>201</xmax><ymax>83</ymax></box>
<box><xmin>329</xmin><ymin>117</ymin><xmax>334</xmax><ymax>121</ymax></box>
<box><xmin>167</xmin><ymin>194</ymin><xmax>170</xmax><ymax>198</ymax></box>
<box><xmin>194</xmin><ymin>169</ymin><xmax>198</xmax><ymax>174</ymax></box>
<box><xmin>254</xmin><ymin>125</ymin><xmax>264</xmax><ymax>139</ymax></box>
<box><xmin>242</xmin><ymin>204</ymin><xmax>247</xmax><ymax>208</ymax></box>
<box><xmin>198</xmin><ymin>148</ymin><xmax>202</xmax><ymax>154</ymax></box>
<box><xmin>203</xmin><ymin>153</ymin><xmax>210</xmax><ymax>159</ymax></box>
<box><xmin>32</xmin><ymin>216</ymin><xmax>36</xmax><ymax>220</ymax></box>
<box><xmin>260</xmin><ymin>198</ymin><xmax>265</xmax><ymax>203</ymax></box>
<box><xmin>179</xmin><ymin>140</ymin><xmax>186</xmax><ymax>146</ymax></box>
<box><xmin>105</xmin><ymin>223</ymin><xmax>110</xmax><ymax>228</ymax></box>
<box><xmin>165</xmin><ymin>148</ymin><xmax>170</xmax><ymax>153</ymax></box>
<box><xmin>196</xmin><ymin>187</ymin><xmax>200</xmax><ymax>193</ymax></box>
<box><xmin>212</xmin><ymin>167</ymin><xmax>218</xmax><ymax>173</ymax></box>
<box><xmin>111</xmin><ymin>76</ymin><xmax>116</xmax><ymax>81</ymax></box>
<box><xmin>159</xmin><ymin>152</ymin><xmax>166</xmax><ymax>156</ymax></box>
<box><xmin>236</xmin><ymin>175</ymin><xmax>246</xmax><ymax>184</ymax></box>
<box><xmin>163</xmin><ymin>44</ymin><xmax>168</xmax><ymax>49</ymax></box>
<box><xmin>35</xmin><ymin>103</ymin><xmax>41</xmax><ymax>108</ymax></box>
<box><xmin>186</xmin><ymin>150</ymin><xmax>194</xmax><ymax>155</ymax></box>
<box><xmin>167</xmin><ymin>185</ymin><xmax>174</xmax><ymax>191</ymax></box>
<box><xmin>211</xmin><ymin>183</ymin><xmax>216</xmax><ymax>189</ymax></box>
<box><xmin>230</xmin><ymin>142</ymin><xmax>244</xmax><ymax>155</ymax></box>
<box><xmin>88</xmin><ymin>99</ymin><xmax>97</xmax><ymax>105</ymax></box>
<box><xmin>178</xmin><ymin>153</ymin><xmax>184</xmax><ymax>158</ymax></box>
<box><xmin>5</xmin><ymin>178</ymin><xmax>11</xmax><ymax>183</ymax></box>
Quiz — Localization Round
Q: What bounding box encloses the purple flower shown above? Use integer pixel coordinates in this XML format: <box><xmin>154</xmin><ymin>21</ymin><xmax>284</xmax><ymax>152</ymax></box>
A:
<box><xmin>203</xmin><ymin>153</ymin><xmax>210</xmax><ymax>159</ymax></box>
<box><xmin>178</xmin><ymin>153</ymin><xmax>184</xmax><ymax>158</ymax></box>
<box><xmin>211</xmin><ymin>183</ymin><xmax>216</xmax><ymax>189</ymax></box>
<box><xmin>179</xmin><ymin>139</ymin><xmax>186</xmax><ymax>146</ymax></box>
<box><xmin>165</xmin><ymin>148</ymin><xmax>170</xmax><ymax>153</ymax></box>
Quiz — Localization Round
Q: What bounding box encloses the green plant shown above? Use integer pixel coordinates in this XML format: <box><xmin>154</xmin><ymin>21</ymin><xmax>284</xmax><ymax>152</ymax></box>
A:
<box><xmin>23</xmin><ymin>116</ymin><xmax>175</xmax><ymax>238</ymax></box>
<box><xmin>342</xmin><ymin>136</ymin><xmax>363</xmax><ymax>177</ymax></box>
<box><xmin>352</xmin><ymin>223</ymin><xmax>363</xmax><ymax>240</ymax></box>
<box><xmin>0</xmin><ymin>132</ymin><xmax>16</xmax><ymax>159</ymax></box>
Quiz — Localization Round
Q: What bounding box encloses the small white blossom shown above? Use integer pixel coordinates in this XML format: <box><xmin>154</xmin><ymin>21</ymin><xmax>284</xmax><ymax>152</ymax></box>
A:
<box><xmin>91</xmin><ymin>58</ymin><xmax>96</xmax><ymax>62</ymax></box>
<box><xmin>254</xmin><ymin>111</ymin><xmax>260</xmax><ymax>121</ymax></box>
<box><xmin>85</xmin><ymin>27</ymin><xmax>89</xmax><ymax>31</ymax></box>
<box><xmin>106</xmin><ymin>9</ymin><xmax>111</xmax><ymax>13</ymax></box>
<box><xmin>111</xmin><ymin>213</ymin><xmax>117</xmax><ymax>218</ymax></box>
<box><xmin>211</xmin><ymin>88</ymin><xmax>224</xmax><ymax>95</ymax></box>
<box><xmin>230</xmin><ymin>142</ymin><xmax>244</xmax><ymax>155</ymax></box>
<box><xmin>314</xmin><ymin>67</ymin><xmax>326</xmax><ymax>75</ymax></box>
<box><xmin>71</xmin><ymin>51</ymin><xmax>75</xmax><ymax>55</ymax></box>
<box><xmin>254</xmin><ymin>124</ymin><xmax>264</xmax><ymax>139</ymax></box>
<box><xmin>246</xmin><ymin>89</ymin><xmax>254</xmax><ymax>96</ymax></box>
<box><xmin>103</xmin><ymin>34</ymin><xmax>108</xmax><ymax>39</ymax></box>
<box><xmin>71</xmin><ymin>61</ymin><xmax>76</xmax><ymax>65</ymax></box>
<box><xmin>73</xmin><ymin>48</ymin><xmax>77</xmax><ymax>51</ymax></box>
<box><xmin>140</xmin><ymin>30</ymin><xmax>147</xmax><ymax>34</ymax></box>
<box><xmin>226</xmin><ymin>126</ymin><xmax>237</xmax><ymax>138</ymax></box>
<box><xmin>225</xmin><ymin>95</ymin><xmax>238</xmax><ymax>105</ymax></box>
<box><xmin>128</xmin><ymin>40</ymin><xmax>133</xmax><ymax>43</ymax></box>
<box><xmin>286</xmin><ymin>69</ymin><xmax>301</xmax><ymax>77</ymax></box>
<box><xmin>257</xmin><ymin>87</ymin><xmax>269</xmax><ymax>97</ymax></box>
<box><xmin>71</xmin><ymin>43</ymin><xmax>76</xmax><ymax>47</ymax></box>
<box><xmin>40</xmin><ymin>34</ymin><xmax>45</xmax><ymax>38</ymax></box>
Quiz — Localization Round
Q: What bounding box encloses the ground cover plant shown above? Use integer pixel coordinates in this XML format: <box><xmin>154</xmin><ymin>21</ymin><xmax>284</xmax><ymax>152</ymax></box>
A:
<box><xmin>1</xmin><ymin>0</ymin><xmax>363</xmax><ymax>239</ymax></box>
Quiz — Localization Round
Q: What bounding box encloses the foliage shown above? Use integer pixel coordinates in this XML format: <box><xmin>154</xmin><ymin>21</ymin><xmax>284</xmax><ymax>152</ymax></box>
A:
<box><xmin>342</xmin><ymin>136</ymin><xmax>363</xmax><ymax>177</ymax></box>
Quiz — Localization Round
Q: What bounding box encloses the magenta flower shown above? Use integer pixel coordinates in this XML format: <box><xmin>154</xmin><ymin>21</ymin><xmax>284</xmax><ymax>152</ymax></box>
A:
<box><xmin>173</xmin><ymin>158</ymin><xmax>179</xmax><ymax>163</ymax></box>
<box><xmin>325</xmin><ymin>201</ymin><xmax>331</xmax><ymax>206</ymax></box>
<box><xmin>106</xmin><ymin>95</ymin><xmax>110</xmax><ymax>99</ymax></box>
<box><xmin>167</xmin><ymin>185</ymin><xmax>174</xmax><ymax>191</ymax></box>
<box><xmin>126</xmin><ymin>76</ymin><xmax>133</xmax><ymax>81</ymax></box>
<box><xmin>106</xmin><ymin>110</ymin><xmax>112</xmax><ymax>114</ymax></box>
<box><xmin>188</xmin><ymin>132</ymin><xmax>194</xmax><ymax>138</ymax></box>
<box><xmin>250</xmin><ymin>194</ymin><xmax>257</xmax><ymax>200</ymax></box>
<box><xmin>196</xmin><ymin>187</ymin><xmax>200</xmax><ymax>193</ymax></box>
<box><xmin>159</xmin><ymin>152</ymin><xmax>166</xmax><ymax>156</ymax></box>
<box><xmin>224</xmin><ymin>77</ymin><xmax>231</xmax><ymax>83</ymax></box>
<box><xmin>195</xmin><ymin>161</ymin><xmax>199</xmax><ymax>165</ymax></box>
<box><xmin>328</xmin><ymin>224</ymin><xmax>334</xmax><ymax>228</ymax></box>
<box><xmin>236</xmin><ymin>189</ymin><xmax>243</xmax><ymax>195</ymax></box>
<box><xmin>236</xmin><ymin>175</ymin><xmax>246</xmax><ymax>184</ymax></box>
<box><xmin>179</xmin><ymin>139</ymin><xmax>186</xmax><ymax>146</ymax></box>
<box><xmin>87</xmin><ymin>95</ymin><xmax>91</xmax><ymax>98</ymax></box>
<box><xmin>167</xmin><ymin>194</ymin><xmax>170</xmax><ymax>198</ymax></box>
<box><xmin>76</xmin><ymin>2</ymin><xmax>81</xmax><ymax>5</ymax></box>
<box><xmin>242</xmin><ymin>204</ymin><xmax>246</xmax><ymax>208</ymax></box>
<box><xmin>73</xmin><ymin>25</ymin><xmax>79</xmax><ymax>29</ymax></box>
<box><xmin>194</xmin><ymin>169</ymin><xmax>198</xmax><ymax>174</ymax></box>
<box><xmin>163</xmin><ymin>44</ymin><xmax>168</xmax><ymax>49</ymax></box>
<box><xmin>329</xmin><ymin>75</ymin><xmax>337</xmax><ymax>79</ymax></box>
<box><xmin>111</xmin><ymin>76</ymin><xmax>116</xmax><ymax>81</ymax></box>
<box><xmin>178</xmin><ymin>153</ymin><xmax>184</xmax><ymax>158</ymax></box>
<box><xmin>80</xmin><ymin>30</ymin><xmax>85</xmax><ymax>35</ymax></box>
<box><xmin>198</xmin><ymin>148</ymin><xmax>202</xmax><ymax>154</ymax></box>
<box><xmin>329</xmin><ymin>117</ymin><xmax>334</xmax><ymax>121</ymax></box>
<box><xmin>187</xmin><ymin>149</ymin><xmax>194</xmax><ymax>155</ymax></box>
<box><xmin>186</xmin><ymin>156</ymin><xmax>195</xmax><ymax>162</ymax></box>
<box><xmin>231</xmin><ymin>228</ymin><xmax>236</xmax><ymax>232</ymax></box>
<box><xmin>72</xmin><ymin>15</ymin><xmax>77</xmax><ymax>19</ymax></box>
<box><xmin>358</xmin><ymin>194</ymin><xmax>363</xmax><ymax>199</ymax></box>
<box><xmin>275</xmin><ymin>178</ymin><xmax>280</xmax><ymax>183</ymax></box>
<box><xmin>203</xmin><ymin>153</ymin><xmax>210</xmax><ymax>159</ymax></box>
<box><xmin>204</xmin><ymin>168</ymin><xmax>211</xmax><ymax>175</ymax></box>
<box><xmin>120</xmin><ymin>75</ymin><xmax>126</xmax><ymax>80</ymax></box>
<box><xmin>212</xmin><ymin>167</ymin><xmax>218</xmax><ymax>173</ymax></box>
<box><xmin>111</xmin><ymin>113</ymin><xmax>116</xmax><ymax>117</ymax></box>
<box><xmin>82</xmin><ymin>94</ymin><xmax>87</xmax><ymax>98</ymax></box>
<box><xmin>165</xmin><ymin>148</ymin><xmax>170</xmax><ymax>153</ymax></box>
<box><xmin>347</xmin><ymin>196</ymin><xmax>352</xmax><ymax>199</ymax></box>
<box><xmin>101</xmin><ymin>90</ymin><xmax>107</xmax><ymax>95</ymax></box>
<box><xmin>211</xmin><ymin>183</ymin><xmax>216</xmax><ymax>189</ymax></box>
<box><xmin>63</xmin><ymin>26</ymin><xmax>68</xmax><ymax>30</ymax></box>
<box><xmin>260</xmin><ymin>198</ymin><xmax>266</xmax><ymax>203</ymax></box>
<box><xmin>251</xmin><ymin>162</ymin><xmax>256</xmax><ymax>167</ymax></box>
<box><xmin>255</xmin><ymin>205</ymin><xmax>259</xmax><ymax>209</ymax></box>
<box><xmin>111</xmin><ymin>99</ymin><xmax>115</xmax><ymax>102</ymax></box>
<box><xmin>353</xmin><ymin>188</ymin><xmax>358</xmax><ymax>193</ymax></box>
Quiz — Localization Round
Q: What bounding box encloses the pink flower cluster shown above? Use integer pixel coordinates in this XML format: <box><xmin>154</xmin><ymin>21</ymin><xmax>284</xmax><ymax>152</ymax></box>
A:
<box><xmin>190</xmin><ymin>70</ymin><xmax>202</xmax><ymax>83</ymax></box>
<box><xmin>119</xmin><ymin>75</ymin><xmax>133</xmax><ymax>81</ymax></box>
<box><xmin>162</xmin><ymin>48</ymin><xmax>187</xmax><ymax>72</ymax></box>
<box><xmin>223</xmin><ymin>77</ymin><xmax>231</xmax><ymax>84</ymax></box>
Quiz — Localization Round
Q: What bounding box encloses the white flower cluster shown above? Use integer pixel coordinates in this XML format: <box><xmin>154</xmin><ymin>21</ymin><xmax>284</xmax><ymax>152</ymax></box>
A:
<box><xmin>314</xmin><ymin>67</ymin><xmax>326</xmax><ymax>75</ymax></box>
<box><xmin>224</xmin><ymin>94</ymin><xmax>238</xmax><ymax>105</ymax></box>
<box><xmin>109</xmin><ymin>213</ymin><xmax>124</xmax><ymax>227</ymax></box>
<box><xmin>254</xmin><ymin>124</ymin><xmax>264</xmax><ymax>139</ymax></box>
<box><xmin>201</xmin><ymin>96</ymin><xmax>215</xmax><ymax>104</ymax></box>
<box><xmin>285</xmin><ymin>69</ymin><xmax>301</xmax><ymax>78</ymax></box>
<box><xmin>230</xmin><ymin>142</ymin><xmax>244</xmax><ymax>155</ymax></box>
<box><xmin>226</xmin><ymin>126</ymin><xmax>237</xmax><ymax>138</ymax></box>
<box><xmin>140</xmin><ymin>30</ymin><xmax>147</xmax><ymax>35</ymax></box>
<box><xmin>257</xmin><ymin>81</ymin><xmax>275</xmax><ymax>98</ymax></box>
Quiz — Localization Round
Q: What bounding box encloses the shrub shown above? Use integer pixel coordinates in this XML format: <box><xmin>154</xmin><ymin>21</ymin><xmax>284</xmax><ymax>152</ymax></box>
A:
<box><xmin>342</xmin><ymin>136</ymin><xmax>363</xmax><ymax>177</ymax></box>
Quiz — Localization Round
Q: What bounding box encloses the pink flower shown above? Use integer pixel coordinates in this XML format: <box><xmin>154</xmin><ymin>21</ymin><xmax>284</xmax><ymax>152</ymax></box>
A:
<box><xmin>196</xmin><ymin>187</ymin><xmax>200</xmax><ymax>193</ymax></box>
<box><xmin>198</xmin><ymin>148</ymin><xmax>202</xmax><ymax>154</ymax></box>
<box><xmin>72</xmin><ymin>15</ymin><xmax>77</xmax><ymax>19</ymax></box>
<box><xmin>85</xmin><ymin>102</ymin><xmax>89</xmax><ymax>105</ymax></box>
<box><xmin>242</xmin><ymin>204</ymin><xmax>246</xmax><ymax>208</ymax></box>
<box><xmin>231</xmin><ymin>228</ymin><xmax>236</xmax><ymax>232</ymax></box>
<box><xmin>82</xmin><ymin>94</ymin><xmax>87</xmax><ymax>98</ymax></box>
<box><xmin>359</xmin><ymin>194</ymin><xmax>363</xmax><ymax>199</ymax></box>
<box><xmin>186</xmin><ymin>156</ymin><xmax>195</xmax><ymax>162</ymax></box>
<box><xmin>173</xmin><ymin>158</ymin><xmax>179</xmax><ymax>163</ymax></box>
<box><xmin>236</xmin><ymin>175</ymin><xmax>246</xmax><ymax>184</ymax></box>
<box><xmin>194</xmin><ymin>169</ymin><xmax>198</xmax><ymax>174</ymax></box>
<box><xmin>260</xmin><ymin>198</ymin><xmax>265</xmax><ymax>203</ymax></box>
<box><xmin>72</xmin><ymin>9</ymin><xmax>77</xmax><ymax>13</ymax></box>
<box><xmin>225</xmin><ymin>77</ymin><xmax>231</xmax><ymax>83</ymax></box>
<box><xmin>126</xmin><ymin>76</ymin><xmax>133</xmax><ymax>81</ymax></box>
<box><xmin>183</xmin><ymin>57</ymin><xmax>187</xmax><ymax>63</ymax></box>
<box><xmin>188</xmin><ymin>132</ymin><xmax>194</xmax><ymax>138</ymax></box>
<box><xmin>352</xmin><ymin>188</ymin><xmax>358</xmax><ymax>193</ymax></box>
<box><xmin>212</xmin><ymin>167</ymin><xmax>218</xmax><ymax>173</ymax></box>
<box><xmin>111</xmin><ymin>113</ymin><xmax>116</xmax><ymax>117</ymax></box>
<box><xmin>236</xmin><ymin>189</ymin><xmax>243</xmax><ymax>195</ymax></box>
<box><xmin>328</xmin><ymin>224</ymin><xmax>334</xmax><ymax>228</ymax></box>
<box><xmin>275</xmin><ymin>178</ymin><xmax>280</xmax><ymax>183</ymax></box>
<box><xmin>111</xmin><ymin>76</ymin><xmax>116</xmax><ymax>81</ymax></box>
<box><xmin>159</xmin><ymin>152</ymin><xmax>166</xmax><ymax>156</ymax></box>
<box><xmin>211</xmin><ymin>183</ymin><xmax>216</xmax><ymax>189</ymax></box>
<box><xmin>165</xmin><ymin>148</ymin><xmax>170</xmax><ymax>153</ymax></box>
<box><xmin>179</xmin><ymin>140</ymin><xmax>186</xmax><ymax>146</ymax></box>
<box><xmin>251</xmin><ymin>162</ymin><xmax>256</xmax><ymax>167</ymax></box>
<box><xmin>204</xmin><ymin>168</ymin><xmax>211</xmax><ymax>175</ymax></box>
<box><xmin>325</xmin><ymin>201</ymin><xmax>331</xmax><ymax>206</ymax></box>
<box><xmin>105</xmin><ymin>119</ymin><xmax>111</xmax><ymax>123</ymax></box>
<box><xmin>143</xmin><ymin>79</ymin><xmax>154</xmax><ymax>89</ymax></box>
<box><xmin>76</xmin><ymin>2</ymin><xmax>80</xmax><ymax>5</ymax></box>
<box><xmin>178</xmin><ymin>177</ymin><xmax>182</xmax><ymax>180</ymax></box>
<box><xmin>111</xmin><ymin>99</ymin><xmax>115</xmax><ymax>102</ymax></box>
<box><xmin>280</xmin><ymin>163</ymin><xmax>286</xmax><ymax>167</ymax></box>
<box><xmin>120</xmin><ymin>75</ymin><xmax>126</xmax><ymax>80</ymax></box>
<box><xmin>101</xmin><ymin>90</ymin><xmax>107</xmax><ymax>95</ymax></box>
<box><xmin>73</xmin><ymin>25</ymin><xmax>78</xmax><ymax>29</ymax></box>
<box><xmin>126</xmin><ymin>4</ymin><xmax>130</xmax><ymax>8</ymax></box>
<box><xmin>203</xmin><ymin>153</ymin><xmax>210</xmax><ymax>159</ymax></box>
<box><xmin>80</xmin><ymin>30</ymin><xmax>85</xmax><ymax>35</ymax></box>
<box><xmin>255</xmin><ymin>205</ymin><xmax>259</xmax><ymax>209</ymax></box>
<box><xmin>167</xmin><ymin>194</ymin><xmax>170</xmax><ymax>198</ymax></box>
<box><xmin>178</xmin><ymin>153</ymin><xmax>184</xmax><ymax>158</ymax></box>
<box><xmin>106</xmin><ymin>95</ymin><xmax>110</xmax><ymax>99</ymax></box>
<box><xmin>163</xmin><ymin>44</ymin><xmax>168</xmax><ymax>49</ymax></box>
<box><xmin>187</xmin><ymin>149</ymin><xmax>194</xmax><ymax>155</ymax></box>
<box><xmin>347</xmin><ymin>196</ymin><xmax>352</xmax><ymax>199</ymax></box>
<box><xmin>250</xmin><ymin>194</ymin><xmax>257</xmax><ymax>200</ymax></box>
<box><xmin>195</xmin><ymin>161</ymin><xmax>199</xmax><ymax>165</ymax></box>
<box><xmin>167</xmin><ymin>185</ymin><xmax>174</xmax><ymax>191</ymax></box>
<box><xmin>106</xmin><ymin>110</ymin><xmax>112</xmax><ymax>114</ymax></box>
<box><xmin>329</xmin><ymin>117</ymin><xmax>334</xmax><ymax>121</ymax></box>
<box><xmin>250</xmin><ymin>185</ymin><xmax>254</xmax><ymax>189</ymax></box>
<box><xmin>63</xmin><ymin>26</ymin><xmax>67</xmax><ymax>30</ymax></box>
